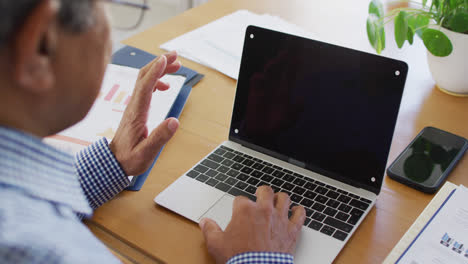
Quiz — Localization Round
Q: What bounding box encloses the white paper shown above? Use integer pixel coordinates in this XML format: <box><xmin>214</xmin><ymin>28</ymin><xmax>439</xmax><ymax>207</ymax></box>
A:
<box><xmin>160</xmin><ymin>10</ymin><xmax>316</xmax><ymax>79</ymax></box>
<box><xmin>383</xmin><ymin>182</ymin><xmax>458</xmax><ymax>264</ymax></box>
<box><xmin>45</xmin><ymin>64</ymin><xmax>186</xmax><ymax>154</ymax></box>
<box><xmin>397</xmin><ymin>185</ymin><xmax>468</xmax><ymax>264</ymax></box>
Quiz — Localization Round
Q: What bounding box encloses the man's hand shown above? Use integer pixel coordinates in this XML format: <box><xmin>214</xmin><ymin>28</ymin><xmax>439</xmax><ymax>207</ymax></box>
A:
<box><xmin>109</xmin><ymin>51</ymin><xmax>182</xmax><ymax>176</ymax></box>
<box><xmin>199</xmin><ymin>186</ymin><xmax>306</xmax><ymax>264</ymax></box>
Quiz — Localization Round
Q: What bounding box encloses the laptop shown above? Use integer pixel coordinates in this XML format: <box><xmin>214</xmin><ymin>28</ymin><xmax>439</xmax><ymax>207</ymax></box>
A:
<box><xmin>155</xmin><ymin>26</ymin><xmax>408</xmax><ymax>263</ymax></box>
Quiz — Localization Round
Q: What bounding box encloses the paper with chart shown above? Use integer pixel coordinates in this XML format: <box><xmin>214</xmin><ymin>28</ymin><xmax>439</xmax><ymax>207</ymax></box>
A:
<box><xmin>397</xmin><ymin>185</ymin><xmax>468</xmax><ymax>264</ymax></box>
<box><xmin>383</xmin><ymin>181</ymin><xmax>458</xmax><ymax>264</ymax></box>
<box><xmin>45</xmin><ymin>64</ymin><xmax>186</xmax><ymax>154</ymax></box>
<box><xmin>160</xmin><ymin>10</ymin><xmax>316</xmax><ymax>79</ymax></box>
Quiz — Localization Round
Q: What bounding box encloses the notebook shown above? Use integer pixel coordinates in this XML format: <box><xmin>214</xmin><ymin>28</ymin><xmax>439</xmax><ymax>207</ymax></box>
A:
<box><xmin>155</xmin><ymin>26</ymin><xmax>408</xmax><ymax>263</ymax></box>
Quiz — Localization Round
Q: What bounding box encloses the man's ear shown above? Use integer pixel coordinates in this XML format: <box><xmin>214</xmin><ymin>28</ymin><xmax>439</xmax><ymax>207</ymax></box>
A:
<box><xmin>12</xmin><ymin>0</ymin><xmax>58</xmax><ymax>93</ymax></box>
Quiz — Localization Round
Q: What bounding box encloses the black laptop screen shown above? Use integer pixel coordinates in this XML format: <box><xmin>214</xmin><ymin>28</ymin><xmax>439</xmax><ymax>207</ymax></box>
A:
<box><xmin>230</xmin><ymin>26</ymin><xmax>408</xmax><ymax>194</ymax></box>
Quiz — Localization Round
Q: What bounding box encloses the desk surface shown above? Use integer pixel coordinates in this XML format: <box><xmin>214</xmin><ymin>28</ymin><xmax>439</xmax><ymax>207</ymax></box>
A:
<box><xmin>88</xmin><ymin>0</ymin><xmax>468</xmax><ymax>263</ymax></box>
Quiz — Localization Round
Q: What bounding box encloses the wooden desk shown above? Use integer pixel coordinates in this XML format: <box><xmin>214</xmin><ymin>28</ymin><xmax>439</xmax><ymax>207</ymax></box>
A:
<box><xmin>87</xmin><ymin>0</ymin><xmax>468</xmax><ymax>263</ymax></box>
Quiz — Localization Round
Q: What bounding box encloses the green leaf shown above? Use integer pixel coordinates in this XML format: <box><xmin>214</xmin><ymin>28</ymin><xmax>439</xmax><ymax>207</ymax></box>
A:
<box><xmin>423</xmin><ymin>0</ymin><xmax>428</xmax><ymax>7</ymax></box>
<box><xmin>422</xmin><ymin>29</ymin><xmax>453</xmax><ymax>57</ymax></box>
<box><xmin>367</xmin><ymin>14</ymin><xmax>385</xmax><ymax>53</ymax></box>
<box><xmin>367</xmin><ymin>15</ymin><xmax>378</xmax><ymax>49</ymax></box>
<box><xmin>449</xmin><ymin>0</ymin><xmax>457</xmax><ymax>9</ymax></box>
<box><xmin>448</xmin><ymin>12</ymin><xmax>468</xmax><ymax>33</ymax></box>
<box><xmin>369</xmin><ymin>0</ymin><xmax>384</xmax><ymax>18</ymax></box>
<box><xmin>380</xmin><ymin>25</ymin><xmax>386</xmax><ymax>50</ymax></box>
<box><xmin>395</xmin><ymin>11</ymin><xmax>409</xmax><ymax>48</ymax></box>
<box><xmin>408</xmin><ymin>14</ymin><xmax>430</xmax><ymax>37</ymax></box>
<box><xmin>407</xmin><ymin>27</ymin><xmax>415</xmax><ymax>44</ymax></box>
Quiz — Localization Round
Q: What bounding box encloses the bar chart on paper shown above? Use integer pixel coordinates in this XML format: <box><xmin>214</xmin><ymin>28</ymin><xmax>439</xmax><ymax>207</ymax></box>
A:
<box><xmin>46</xmin><ymin>64</ymin><xmax>186</xmax><ymax>154</ymax></box>
<box><xmin>395</xmin><ymin>185</ymin><xmax>468</xmax><ymax>264</ymax></box>
<box><xmin>101</xmin><ymin>84</ymin><xmax>132</xmax><ymax>106</ymax></box>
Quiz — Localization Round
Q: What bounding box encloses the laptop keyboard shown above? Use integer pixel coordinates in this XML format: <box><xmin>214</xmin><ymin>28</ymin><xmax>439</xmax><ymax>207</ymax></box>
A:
<box><xmin>186</xmin><ymin>146</ymin><xmax>371</xmax><ymax>242</ymax></box>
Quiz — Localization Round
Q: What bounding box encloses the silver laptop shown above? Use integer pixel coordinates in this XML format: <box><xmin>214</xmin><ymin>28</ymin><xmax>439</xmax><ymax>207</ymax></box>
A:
<box><xmin>155</xmin><ymin>26</ymin><xmax>408</xmax><ymax>263</ymax></box>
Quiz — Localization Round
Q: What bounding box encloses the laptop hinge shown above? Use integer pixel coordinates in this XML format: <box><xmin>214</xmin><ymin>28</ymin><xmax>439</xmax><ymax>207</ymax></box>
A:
<box><xmin>288</xmin><ymin>158</ymin><xmax>305</xmax><ymax>168</ymax></box>
<box><xmin>231</xmin><ymin>138</ymin><xmax>380</xmax><ymax>195</ymax></box>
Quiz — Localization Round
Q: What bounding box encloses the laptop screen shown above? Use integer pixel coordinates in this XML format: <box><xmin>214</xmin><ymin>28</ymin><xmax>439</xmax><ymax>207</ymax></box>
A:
<box><xmin>230</xmin><ymin>26</ymin><xmax>408</xmax><ymax>194</ymax></box>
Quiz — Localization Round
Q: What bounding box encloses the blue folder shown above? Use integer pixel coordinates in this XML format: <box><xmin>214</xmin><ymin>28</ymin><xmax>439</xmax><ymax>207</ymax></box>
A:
<box><xmin>112</xmin><ymin>46</ymin><xmax>203</xmax><ymax>191</ymax></box>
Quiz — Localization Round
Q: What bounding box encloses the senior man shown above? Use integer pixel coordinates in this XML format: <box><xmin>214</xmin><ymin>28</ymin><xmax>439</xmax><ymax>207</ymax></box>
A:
<box><xmin>0</xmin><ymin>0</ymin><xmax>306</xmax><ymax>263</ymax></box>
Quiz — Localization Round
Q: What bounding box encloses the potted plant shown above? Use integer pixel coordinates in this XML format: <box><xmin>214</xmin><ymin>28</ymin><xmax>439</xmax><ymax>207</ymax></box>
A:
<box><xmin>366</xmin><ymin>0</ymin><xmax>468</xmax><ymax>96</ymax></box>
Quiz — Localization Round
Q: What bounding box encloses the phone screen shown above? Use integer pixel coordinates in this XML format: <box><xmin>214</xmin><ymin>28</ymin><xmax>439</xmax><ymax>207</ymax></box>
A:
<box><xmin>388</xmin><ymin>127</ymin><xmax>467</xmax><ymax>190</ymax></box>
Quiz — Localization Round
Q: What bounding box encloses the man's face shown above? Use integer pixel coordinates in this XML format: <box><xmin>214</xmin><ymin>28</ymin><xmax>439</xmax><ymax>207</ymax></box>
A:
<box><xmin>51</xmin><ymin>1</ymin><xmax>112</xmax><ymax>132</ymax></box>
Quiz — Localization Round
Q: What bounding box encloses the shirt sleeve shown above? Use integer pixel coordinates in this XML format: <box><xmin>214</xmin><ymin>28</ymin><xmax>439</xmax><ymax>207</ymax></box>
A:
<box><xmin>227</xmin><ymin>252</ymin><xmax>294</xmax><ymax>264</ymax></box>
<box><xmin>75</xmin><ymin>138</ymin><xmax>130</xmax><ymax>210</ymax></box>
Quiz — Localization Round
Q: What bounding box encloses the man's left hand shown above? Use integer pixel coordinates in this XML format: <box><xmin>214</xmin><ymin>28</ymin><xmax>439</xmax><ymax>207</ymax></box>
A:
<box><xmin>109</xmin><ymin>51</ymin><xmax>182</xmax><ymax>176</ymax></box>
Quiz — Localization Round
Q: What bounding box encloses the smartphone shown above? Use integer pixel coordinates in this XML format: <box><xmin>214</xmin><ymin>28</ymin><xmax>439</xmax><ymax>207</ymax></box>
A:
<box><xmin>387</xmin><ymin>126</ymin><xmax>468</xmax><ymax>193</ymax></box>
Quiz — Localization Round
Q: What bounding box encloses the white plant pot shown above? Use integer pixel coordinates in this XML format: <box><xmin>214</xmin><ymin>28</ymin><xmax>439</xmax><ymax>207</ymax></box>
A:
<box><xmin>426</xmin><ymin>27</ymin><xmax>468</xmax><ymax>96</ymax></box>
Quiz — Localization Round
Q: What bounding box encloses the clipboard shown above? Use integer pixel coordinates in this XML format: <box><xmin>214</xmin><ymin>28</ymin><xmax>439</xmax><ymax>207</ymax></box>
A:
<box><xmin>112</xmin><ymin>46</ymin><xmax>204</xmax><ymax>191</ymax></box>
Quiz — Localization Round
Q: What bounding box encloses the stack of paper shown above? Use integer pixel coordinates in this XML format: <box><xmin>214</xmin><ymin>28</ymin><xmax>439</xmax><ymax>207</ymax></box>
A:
<box><xmin>45</xmin><ymin>64</ymin><xmax>186</xmax><ymax>154</ymax></box>
<box><xmin>160</xmin><ymin>10</ymin><xmax>316</xmax><ymax>79</ymax></box>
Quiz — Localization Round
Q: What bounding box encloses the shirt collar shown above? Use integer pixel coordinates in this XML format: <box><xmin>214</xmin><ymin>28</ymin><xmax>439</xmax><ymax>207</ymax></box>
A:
<box><xmin>0</xmin><ymin>126</ymin><xmax>92</xmax><ymax>215</ymax></box>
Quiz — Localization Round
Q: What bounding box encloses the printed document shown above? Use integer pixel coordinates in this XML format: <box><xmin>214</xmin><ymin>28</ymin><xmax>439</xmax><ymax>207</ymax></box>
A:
<box><xmin>397</xmin><ymin>185</ymin><xmax>468</xmax><ymax>264</ymax></box>
<box><xmin>45</xmin><ymin>64</ymin><xmax>186</xmax><ymax>154</ymax></box>
<box><xmin>161</xmin><ymin>10</ymin><xmax>316</xmax><ymax>79</ymax></box>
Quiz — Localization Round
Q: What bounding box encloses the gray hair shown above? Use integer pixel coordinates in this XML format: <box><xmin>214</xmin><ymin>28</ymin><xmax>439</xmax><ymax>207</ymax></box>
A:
<box><xmin>0</xmin><ymin>0</ymin><xmax>95</xmax><ymax>47</ymax></box>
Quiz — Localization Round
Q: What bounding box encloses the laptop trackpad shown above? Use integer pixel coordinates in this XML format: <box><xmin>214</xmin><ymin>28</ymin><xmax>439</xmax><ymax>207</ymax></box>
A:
<box><xmin>200</xmin><ymin>194</ymin><xmax>234</xmax><ymax>231</ymax></box>
<box><xmin>155</xmin><ymin>176</ymin><xmax>225</xmax><ymax>221</ymax></box>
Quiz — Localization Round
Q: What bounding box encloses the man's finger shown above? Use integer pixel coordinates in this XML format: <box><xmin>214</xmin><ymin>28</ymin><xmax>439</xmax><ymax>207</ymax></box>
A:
<box><xmin>139</xmin><ymin>118</ymin><xmax>179</xmax><ymax>157</ymax></box>
<box><xmin>289</xmin><ymin>205</ymin><xmax>306</xmax><ymax>232</ymax></box>
<box><xmin>139</xmin><ymin>51</ymin><xmax>178</xmax><ymax>77</ymax></box>
<box><xmin>161</xmin><ymin>51</ymin><xmax>179</xmax><ymax>75</ymax></box>
<box><xmin>164</xmin><ymin>50</ymin><xmax>178</xmax><ymax>65</ymax></box>
<box><xmin>255</xmin><ymin>186</ymin><xmax>274</xmax><ymax>208</ymax></box>
<box><xmin>274</xmin><ymin>192</ymin><xmax>291</xmax><ymax>217</ymax></box>
<box><xmin>153</xmin><ymin>80</ymin><xmax>170</xmax><ymax>92</ymax></box>
<box><xmin>165</xmin><ymin>61</ymin><xmax>182</xmax><ymax>74</ymax></box>
<box><xmin>142</xmin><ymin>55</ymin><xmax>167</xmax><ymax>89</ymax></box>
<box><xmin>128</xmin><ymin>55</ymin><xmax>167</xmax><ymax>116</ymax></box>
<box><xmin>199</xmin><ymin>218</ymin><xmax>223</xmax><ymax>245</ymax></box>
<box><xmin>139</xmin><ymin>58</ymin><xmax>157</xmax><ymax>77</ymax></box>
<box><xmin>231</xmin><ymin>195</ymin><xmax>254</xmax><ymax>218</ymax></box>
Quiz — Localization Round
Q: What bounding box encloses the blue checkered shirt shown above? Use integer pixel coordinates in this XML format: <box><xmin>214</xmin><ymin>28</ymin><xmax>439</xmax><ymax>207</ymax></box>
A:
<box><xmin>0</xmin><ymin>126</ymin><xmax>293</xmax><ymax>263</ymax></box>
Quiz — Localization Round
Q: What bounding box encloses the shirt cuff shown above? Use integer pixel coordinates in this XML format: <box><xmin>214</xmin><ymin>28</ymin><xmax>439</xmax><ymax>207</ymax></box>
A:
<box><xmin>227</xmin><ymin>252</ymin><xmax>294</xmax><ymax>264</ymax></box>
<box><xmin>76</xmin><ymin>138</ymin><xmax>130</xmax><ymax>210</ymax></box>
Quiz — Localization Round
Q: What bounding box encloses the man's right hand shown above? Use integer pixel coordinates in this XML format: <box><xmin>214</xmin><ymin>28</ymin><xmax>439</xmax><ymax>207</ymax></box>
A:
<box><xmin>109</xmin><ymin>52</ymin><xmax>181</xmax><ymax>176</ymax></box>
<box><xmin>199</xmin><ymin>186</ymin><xmax>306</xmax><ymax>264</ymax></box>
